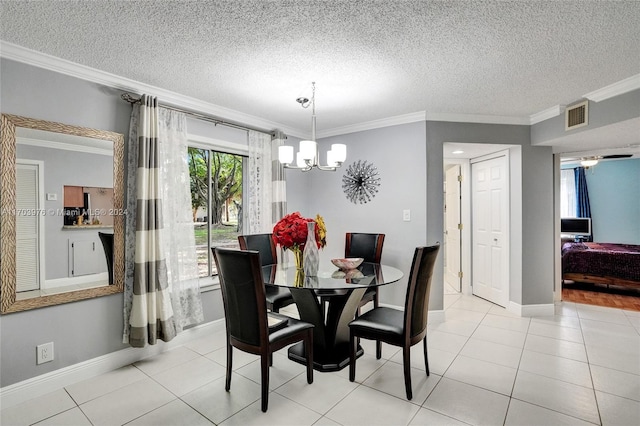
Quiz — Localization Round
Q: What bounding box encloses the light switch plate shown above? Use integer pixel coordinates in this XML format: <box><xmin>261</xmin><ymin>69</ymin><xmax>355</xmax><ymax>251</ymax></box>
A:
<box><xmin>403</xmin><ymin>209</ymin><xmax>411</xmax><ymax>221</ymax></box>
<box><xmin>46</xmin><ymin>193</ymin><xmax>57</xmax><ymax>201</ymax></box>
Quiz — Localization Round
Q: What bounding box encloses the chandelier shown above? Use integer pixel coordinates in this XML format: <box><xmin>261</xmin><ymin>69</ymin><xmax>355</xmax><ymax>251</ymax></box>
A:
<box><xmin>278</xmin><ymin>82</ymin><xmax>347</xmax><ymax>171</ymax></box>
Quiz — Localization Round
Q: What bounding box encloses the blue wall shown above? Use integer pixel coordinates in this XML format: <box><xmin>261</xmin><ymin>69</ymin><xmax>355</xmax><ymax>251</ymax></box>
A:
<box><xmin>586</xmin><ymin>159</ymin><xmax>640</xmax><ymax>244</ymax></box>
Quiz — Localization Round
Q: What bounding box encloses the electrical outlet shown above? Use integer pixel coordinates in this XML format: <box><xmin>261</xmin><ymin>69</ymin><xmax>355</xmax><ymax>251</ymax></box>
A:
<box><xmin>36</xmin><ymin>342</ymin><xmax>54</xmax><ymax>364</ymax></box>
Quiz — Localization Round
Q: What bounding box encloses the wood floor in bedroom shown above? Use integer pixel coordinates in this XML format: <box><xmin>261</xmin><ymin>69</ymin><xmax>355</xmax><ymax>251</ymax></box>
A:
<box><xmin>562</xmin><ymin>282</ymin><xmax>640</xmax><ymax>311</ymax></box>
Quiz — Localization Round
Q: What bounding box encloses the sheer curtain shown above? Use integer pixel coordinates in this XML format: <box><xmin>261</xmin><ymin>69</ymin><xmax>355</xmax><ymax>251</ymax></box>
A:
<box><xmin>560</xmin><ymin>168</ymin><xmax>576</xmax><ymax>218</ymax></box>
<box><xmin>123</xmin><ymin>95</ymin><xmax>203</xmax><ymax>347</ymax></box>
<box><xmin>157</xmin><ymin>108</ymin><xmax>204</xmax><ymax>332</ymax></box>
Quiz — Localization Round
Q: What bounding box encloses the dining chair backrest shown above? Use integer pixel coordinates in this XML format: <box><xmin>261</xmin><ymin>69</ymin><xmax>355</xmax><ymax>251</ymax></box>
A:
<box><xmin>98</xmin><ymin>232</ymin><xmax>114</xmax><ymax>285</ymax></box>
<box><xmin>214</xmin><ymin>248</ymin><xmax>267</xmax><ymax>347</ymax></box>
<box><xmin>345</xmin><ymin>233</ymin><xmax>385</xmax><ymax>263</ymax></box>
<box><xmin>238</xmin><ymin>233</ymin><xmax>278</xmax><ymax>266</ymax></box>
<box><xmin>404</xmin><ymin>244</ymin><xmax>440</xmax><ymax>339</ymax></box>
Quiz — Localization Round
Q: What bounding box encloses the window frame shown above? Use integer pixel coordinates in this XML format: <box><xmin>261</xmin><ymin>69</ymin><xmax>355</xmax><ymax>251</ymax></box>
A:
<box><xmin>187</xmin><ymin>134</ymin><xmax>249</xmax><ymax>290</ymax></box>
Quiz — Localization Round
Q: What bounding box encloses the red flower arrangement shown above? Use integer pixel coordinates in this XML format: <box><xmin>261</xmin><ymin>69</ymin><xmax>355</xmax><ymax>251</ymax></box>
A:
<box><xmin>272</xmin><ymin>212</ymin><xmax>325</xmax><ymax>251</ymax></box>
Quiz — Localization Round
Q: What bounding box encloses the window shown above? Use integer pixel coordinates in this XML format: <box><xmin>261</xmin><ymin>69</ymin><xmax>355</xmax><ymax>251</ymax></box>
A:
<box><xmin>560</xmin><ymin>168</ymin><xmax>576</xmax><ymax>218</ymax></box>
<box><xmin>188</xmin><ymin>147</ymin><xmax>246</xmax><ymax>278</ymax></box>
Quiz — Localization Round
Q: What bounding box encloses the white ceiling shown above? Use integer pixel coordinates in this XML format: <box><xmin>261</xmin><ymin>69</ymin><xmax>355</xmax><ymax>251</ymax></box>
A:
<box><xmin>1</xmin><ymin>1</ymin><xmax>639</xmax><ymax>157</ymax></box>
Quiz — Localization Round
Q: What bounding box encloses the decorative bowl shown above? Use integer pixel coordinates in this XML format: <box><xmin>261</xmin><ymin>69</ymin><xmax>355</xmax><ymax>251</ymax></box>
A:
<box><xmin>331</xmin><ymin>257</ymin><xmax>364</xmax><ymax>270</ymax></box>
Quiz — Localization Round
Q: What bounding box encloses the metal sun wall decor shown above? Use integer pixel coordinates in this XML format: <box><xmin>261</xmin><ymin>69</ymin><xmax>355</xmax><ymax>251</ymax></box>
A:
<box><xmin>342</xmin><ymin>160</ymin><xmax>381</xmax><ymax>204</ymax></box>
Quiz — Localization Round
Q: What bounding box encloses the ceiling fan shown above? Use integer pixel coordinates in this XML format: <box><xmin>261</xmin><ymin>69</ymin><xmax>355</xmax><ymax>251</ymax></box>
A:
<box><xmin>560</xmin><ymin>153</ymin><xmax>634</xmax><ymax>167</ymax></box>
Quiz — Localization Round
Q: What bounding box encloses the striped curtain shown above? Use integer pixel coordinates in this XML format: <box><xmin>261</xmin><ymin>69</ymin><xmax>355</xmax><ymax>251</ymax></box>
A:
<box><xmin>123</xmin><ymin>95</ymin><xmax>203</xmax><ymax>347</ymax></box>
<box><xmin>271</xmin><ymin>130</ymin><xmax>288</xmax><ymax>224</ymax></box>
<box><xmin>247</xmin><ymin>130</ymin><xmax>273</xmax><ymax>233</ymax></box>
<box><xmin>129</xmin><ymin>95</ymin><xmax>176</xmax><ymax>346</ymax></box>
<box><xmin>272</xmin><ymin>131</ymin><xmax>288</xmax><ymax>262</ymax></box>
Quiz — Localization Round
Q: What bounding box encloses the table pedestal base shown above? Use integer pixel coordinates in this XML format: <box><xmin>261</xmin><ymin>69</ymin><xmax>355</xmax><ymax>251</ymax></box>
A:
<box><xmin>288</xmin><ymin>342</ymin><xmax>363</xmax><ymax>372</ymax></box>
<box><xmin>288</xmin><ymin>286</ymin><xmax>367</xmax><ymax>372</ymax></box>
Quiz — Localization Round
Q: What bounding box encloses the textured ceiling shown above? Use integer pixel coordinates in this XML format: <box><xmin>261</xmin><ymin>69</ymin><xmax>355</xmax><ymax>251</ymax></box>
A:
<box><xmin>1</xmin><ymin>0</ymin><xmax>639</xmax><ymax>143</ymax></box>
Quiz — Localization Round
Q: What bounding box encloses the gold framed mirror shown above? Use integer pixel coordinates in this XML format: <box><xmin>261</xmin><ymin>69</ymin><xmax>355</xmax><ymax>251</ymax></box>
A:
<box><xmin>1</xmin><ymin>114</ymin><xmax>124</xmax><ymax>314</ymax></box>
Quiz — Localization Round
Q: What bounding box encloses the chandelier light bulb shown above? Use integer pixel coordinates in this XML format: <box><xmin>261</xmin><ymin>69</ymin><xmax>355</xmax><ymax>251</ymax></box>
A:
<box><xmin>299</xmin><ymin>140</ymin><xmax>317</xmax><ymax>161</ymax></box>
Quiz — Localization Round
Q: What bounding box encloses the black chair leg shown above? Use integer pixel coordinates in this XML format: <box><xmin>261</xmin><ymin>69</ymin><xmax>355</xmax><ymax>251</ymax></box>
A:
<box><xmin>349</xmin><ymin>332</ymin><xmax>356</xmax><ymax>382</ymax></box>
<box><xmin>260</xmin><ymin>354</ymin><xmax>270</xmax><ymax>412</ymax></box>
<box><xmin>305</xmin><ymin>331</ymin><xmax>314</xmax><ymax>384</ymax></box>
<box><xmin>403</xmin><ymin>345</ymin><xmax>413</xmax><ymax>400</ymax></box>
<box><xmin>225</xmin><ymin>342</ymin><xmax>232</xmax><ymax>391</ymax></box>
<box><xmin>373</xmin><ymin>293</ymin><xmax>382</xmax><ymax>359</ymax></box>
<box><xmin>423</xmin><ymin>337</ymin><xmax>430</xmax><ymax>376</ymax></box>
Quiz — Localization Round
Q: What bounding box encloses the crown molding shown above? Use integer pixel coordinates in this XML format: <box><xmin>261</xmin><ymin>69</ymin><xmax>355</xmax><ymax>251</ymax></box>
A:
<box><xmin>529</xmin><ymin>105</ymin><xmax>566</xmax><ymax>125</ymax></box>
<box><xmin>425</xmin><ymin>112</ymin><xmax>529</xmax><ymax>126</ymax></box>
<box><xmin>317</xmin><ymin>111</ymin><xmax>427</xmax><ymax>138</ymax></box>
<box><xmin>318</xmin><ymin>111</ymin><xmax>532</xmax><ymax>138</ymax></box>
<box><xmin>17</xmin><ymin>137</ymin><xmax>113</xmax><ymax>156</ymax></box>
<box><xmin>583</xmin><ymin>73</ymin><xmax>640</xmax><ymax>102</ymax></box>
<box><xmin>5</xmin><ymin>41</ymin><xmax>636</xmax><ymax>139</ymax></box>
<box><xmin>0</xmin><ymin>41</ymin><xmax>305</xmax><ymax>138</ymax></box>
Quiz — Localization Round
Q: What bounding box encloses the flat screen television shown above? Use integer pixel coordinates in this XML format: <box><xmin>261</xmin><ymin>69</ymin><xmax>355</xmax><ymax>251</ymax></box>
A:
<box><xmin>561</xmin><ymin>217</ymin><xmax>591</xmax><ymax>236</ymax></box>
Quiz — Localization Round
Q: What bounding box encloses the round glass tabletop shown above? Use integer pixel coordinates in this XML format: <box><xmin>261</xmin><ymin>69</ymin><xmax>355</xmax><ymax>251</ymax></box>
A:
<box><xmin>262</xmin><ymin>261</ymin><xmax>404</xmax><ymax>291</ymax></box>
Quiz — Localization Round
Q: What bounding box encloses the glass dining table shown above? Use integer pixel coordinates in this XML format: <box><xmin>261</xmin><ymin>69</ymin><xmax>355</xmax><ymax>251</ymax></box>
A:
<box><xmin>262</xmin><ymin>261</ymin><xmax>404</xmax><ymax>372</ymax></box>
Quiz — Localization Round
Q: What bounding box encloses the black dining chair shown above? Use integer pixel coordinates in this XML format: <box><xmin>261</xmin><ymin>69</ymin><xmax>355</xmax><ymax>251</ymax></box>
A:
<box><xmin>98</xmin><ymin>232</ymin><xmax>114</xmax><ymax>285</ymax></box>
<box><xmin>348</xmin><ymin>244</ymin><xmax>440</xmax><ymax>400</ymax></box>
<box><xmin>213</xmin><ymin>247</ymin><xmax>314</xmax><ymax>412</ymax></box>
<box><xmin>344</xmin><ymin>232</ymin><xmax>385</xmax><ymax>356</ymax></box>
<box><xmin>345</xmin><ymin>232</ymin><xmax>385</xmax><ymax>312</ymax></box>
<box><xmin>238</xmin><ymin>233</ymin><xmax>295</xmax><ymax>313</ymax></box>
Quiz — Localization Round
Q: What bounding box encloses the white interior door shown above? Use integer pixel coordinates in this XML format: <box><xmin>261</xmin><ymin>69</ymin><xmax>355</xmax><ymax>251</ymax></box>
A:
<box><xmin>472</xmin><ymin>153</ymin><xmax>509</xmax><ymax>307</ymax></box>
<box><xmin>445</xmin><ymin>165</ymin><xmax>462</xmax><ymax>292</ymax></box>
<box><xmin>16</xmin><ymin>161</ymin><xmax>43</xmax><ymax>292</ymax></box>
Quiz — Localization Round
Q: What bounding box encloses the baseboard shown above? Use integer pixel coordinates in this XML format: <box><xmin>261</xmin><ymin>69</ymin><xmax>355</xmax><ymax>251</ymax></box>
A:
<box><xmin>508</xmin><ymin>301</ymin><xmax>555</xmax><ymax>317</ymax></box>
<box><xmin>0</xmin><ymin>319</ymin><xmax>224</xmax><ymax>410</ymax></box>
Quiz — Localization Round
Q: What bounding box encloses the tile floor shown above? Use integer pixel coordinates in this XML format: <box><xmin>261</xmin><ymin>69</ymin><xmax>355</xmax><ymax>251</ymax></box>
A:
<box><xmin>2</xmin><ymin>293</ymin><xmax>640</xmax><ymax>426</ymax></box>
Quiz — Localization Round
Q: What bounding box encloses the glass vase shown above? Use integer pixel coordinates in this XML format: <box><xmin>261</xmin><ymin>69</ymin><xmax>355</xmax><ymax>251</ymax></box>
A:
<box><xmin>303</xmin><ymin>221</ymin><xmax>319</xmax><ymax>277</ymax></box>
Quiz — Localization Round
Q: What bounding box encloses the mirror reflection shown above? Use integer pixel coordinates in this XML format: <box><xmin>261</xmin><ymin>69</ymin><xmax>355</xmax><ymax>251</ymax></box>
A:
<box><xmin>1</xmin><ymin>114</ymin><xmax>124</xmax><ymax>314</ymax></box>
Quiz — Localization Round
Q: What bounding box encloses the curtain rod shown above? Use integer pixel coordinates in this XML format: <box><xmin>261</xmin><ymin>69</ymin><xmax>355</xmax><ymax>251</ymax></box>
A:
<box><xmin>120</xmin><ymin>93</ymin><xmax>276</xmax><ymax>137</ymax></box>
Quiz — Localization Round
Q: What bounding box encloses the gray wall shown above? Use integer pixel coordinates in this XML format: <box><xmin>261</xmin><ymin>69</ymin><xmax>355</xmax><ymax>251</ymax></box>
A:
<box><xmin>286</xmin><ymin>122</ymin><xmax>428</xmax><ymax>309</ymax></box>
<box><xmin>424</xmin><ymin>121</ymin><xmax>554</xmax><ymax>306</ymax></box>
<box><xmin>284</xmin><ymin>120</ymin><xmax>555</xmax><ymax>310</ymax></box>
<box><xmin>1</xmin><ymin>59</ymin><xmax>224</xmax><ymax>387</ymax></box>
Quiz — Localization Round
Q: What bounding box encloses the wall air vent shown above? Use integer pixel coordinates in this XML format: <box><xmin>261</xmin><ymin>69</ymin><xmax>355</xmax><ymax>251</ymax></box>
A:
<box><xmin>565</xmin><ymin>100</ymin><xmax>588</xmax><ymax>131</ymax></box>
